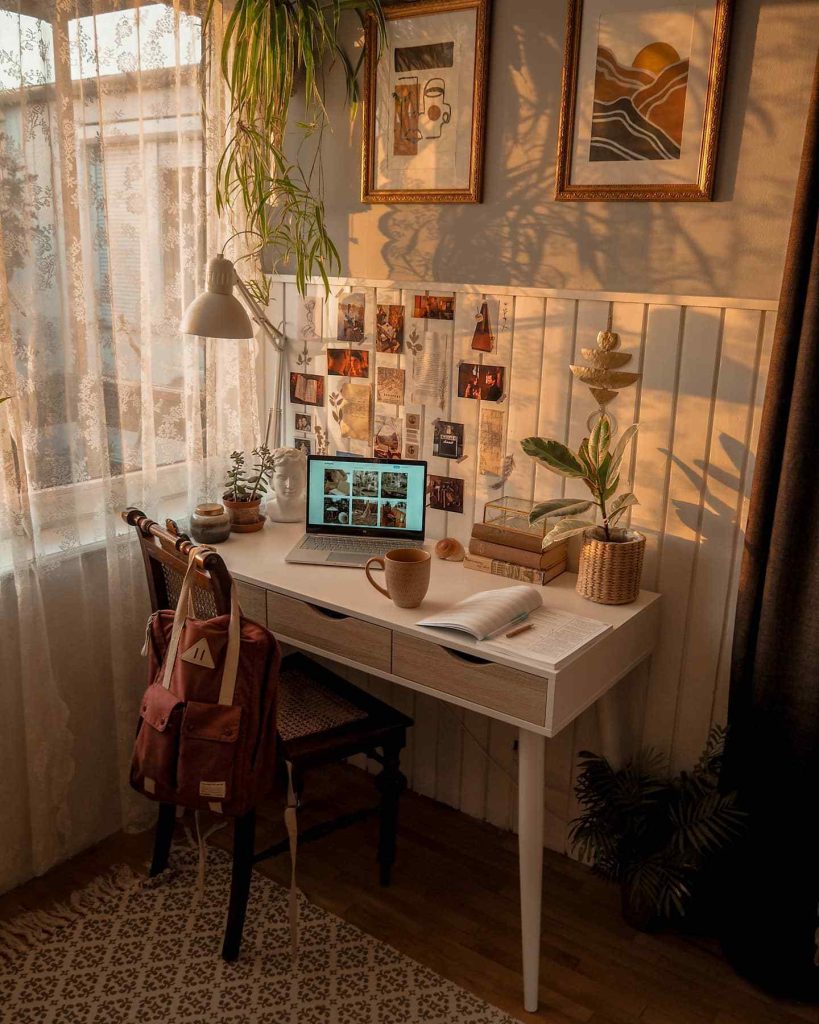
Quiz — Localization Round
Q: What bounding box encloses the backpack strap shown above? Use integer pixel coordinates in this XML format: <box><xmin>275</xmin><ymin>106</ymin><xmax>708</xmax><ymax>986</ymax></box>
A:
<box><xmin>161</xmin><ymin>547</ymin><xmax>242</xmax><ymax>706</ymax></box>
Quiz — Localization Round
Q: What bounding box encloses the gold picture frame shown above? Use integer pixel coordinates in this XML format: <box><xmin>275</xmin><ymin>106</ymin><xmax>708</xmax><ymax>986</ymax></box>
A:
<box><xmin>361</xmin><ymin>0</ymin><xmax>492</xmax><ymax>204</ymax></box>
<box><xmin>555</xmin><ymin>0</ymin><xmax>732</xmax><ymax>201</ymax></box>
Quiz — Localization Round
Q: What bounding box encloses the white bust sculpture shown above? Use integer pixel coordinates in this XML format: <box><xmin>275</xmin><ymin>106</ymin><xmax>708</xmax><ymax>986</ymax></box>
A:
<box><xmin>266</xmin><ymin>447</ymin><xmax>308</xmax><ymax>523</ymax></box>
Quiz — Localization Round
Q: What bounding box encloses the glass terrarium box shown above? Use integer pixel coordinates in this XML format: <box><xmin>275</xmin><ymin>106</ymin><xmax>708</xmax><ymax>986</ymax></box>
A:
<box><xmin>482</xmin><ymin>496</ymin><xmax>547</xmax><ymax>540</ymax></box>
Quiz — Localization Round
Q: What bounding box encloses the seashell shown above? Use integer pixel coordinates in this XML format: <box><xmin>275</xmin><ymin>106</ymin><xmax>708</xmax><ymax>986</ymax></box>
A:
<box><xmin>435</xmin><ymin>537</ymin><xmax>465</xmax><ymax>562</ymax></box>
<box><xmin>596</xmin><ymin>329</ymin><xmax>620</xmax><ymax>351</ymax></box>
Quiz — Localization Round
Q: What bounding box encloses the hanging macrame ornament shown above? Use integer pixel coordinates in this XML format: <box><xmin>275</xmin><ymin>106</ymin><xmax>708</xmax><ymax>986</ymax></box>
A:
<box><xmin>570</xmin><ymin>308</ymin><xmax>641</xmax><ymax>411</ymax></box>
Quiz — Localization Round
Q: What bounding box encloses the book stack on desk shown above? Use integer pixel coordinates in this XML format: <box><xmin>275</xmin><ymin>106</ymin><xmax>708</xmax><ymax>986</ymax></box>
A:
<box><xmin>464</xmin><ymin>523</ymin><xmax>568</xmax><ymax>585</ymax></box>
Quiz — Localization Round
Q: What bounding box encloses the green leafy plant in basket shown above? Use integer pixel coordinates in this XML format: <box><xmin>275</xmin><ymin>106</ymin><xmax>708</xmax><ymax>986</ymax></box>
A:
<box><xmin>521</xmin><ymin>414</ymin><xmax>638</xmax><ymax>544</ymax></box>
<box><xmin>569</xmin><ymin>725</ymin><xmax>745</xmax><ymax>929</ymax></box>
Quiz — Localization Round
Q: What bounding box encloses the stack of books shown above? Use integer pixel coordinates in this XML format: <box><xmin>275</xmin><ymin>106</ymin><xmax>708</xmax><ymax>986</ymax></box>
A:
<box><xmin>464</xmin><ymin>522</ymin><xmax>568</xmax><ymax>585</ymax></box>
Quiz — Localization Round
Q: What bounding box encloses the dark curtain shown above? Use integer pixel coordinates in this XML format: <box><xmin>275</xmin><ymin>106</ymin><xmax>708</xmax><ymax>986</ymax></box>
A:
<box><xmin>721</xmin><ymin>54</ymin><xmax>819</xmax><ymax>1000</ymax></box>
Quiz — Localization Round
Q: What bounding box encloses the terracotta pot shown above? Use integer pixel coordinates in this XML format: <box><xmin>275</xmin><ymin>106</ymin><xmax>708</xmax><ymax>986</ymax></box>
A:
<box><xmin>576</xmin><ymin>527</ymin><xmax>645</xmax><ymax>605</ymax></box>
<box><xmin>223</xmin><ymin>495</ymin><xmax>265</xmax><ymax>533</ymax></box>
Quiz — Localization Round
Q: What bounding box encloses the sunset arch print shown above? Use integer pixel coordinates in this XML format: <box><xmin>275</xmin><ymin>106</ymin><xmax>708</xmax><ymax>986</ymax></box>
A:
<box><xmin>556</xmin><ymin>0</ymin><xmax>732</xmax><ymax>201</ymax></box>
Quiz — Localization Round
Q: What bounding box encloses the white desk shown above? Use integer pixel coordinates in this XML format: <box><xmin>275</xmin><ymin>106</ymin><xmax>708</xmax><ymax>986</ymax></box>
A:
<box><xmin>219</xmin><ymin>523</ymin><xmax>661</xmax><ymax>1013</ymax></box>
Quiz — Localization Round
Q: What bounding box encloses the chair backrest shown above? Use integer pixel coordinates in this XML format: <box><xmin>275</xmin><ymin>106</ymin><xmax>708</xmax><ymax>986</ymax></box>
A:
<box><xmin>123</xmin><ymin>508</ymin><xmax>233</xmax><ymax>617</ymax></box>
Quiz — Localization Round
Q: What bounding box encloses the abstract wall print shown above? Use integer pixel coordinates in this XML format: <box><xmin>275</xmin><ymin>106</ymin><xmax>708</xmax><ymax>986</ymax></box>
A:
<box><xmin>337</xmin><ymin>292</ymin><xmax>366</xmax><ymax>342</ymax></box>
<box><xmin>362</xmin><ymin>0</ymin><xmax>491</xmax><ymax>203</ymax></box>
<box><xmin>289</xmin><ymin>373</ymin><xmax>325</xmax><ymax>407</ymax></box>
<box><xmin>327</xmin><ymin>349</ymin><xmax>370</xmax><ymax>377</ymax></box>
<box><xmin>295</xmin><ymin>296</ymin><xmax>323</xmax><ymax>342</ymax></box>
<box><xmin>376</xmin><ymin>304</ymin><xmax>405</xmax><ymax>352</ymax></box>
<box><xmin>555</xmin><ymin>0</ymin><xmax>731</xmax><ymax>200</ymax></box>
<box><xmin>376</xmin><ymin>366</ymin><xmax>406</xmax><ymax>405</ymax></box>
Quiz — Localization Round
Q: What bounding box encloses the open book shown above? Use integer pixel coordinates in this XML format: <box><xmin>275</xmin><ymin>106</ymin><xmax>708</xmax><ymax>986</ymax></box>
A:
<box><xmin>417</xmin><ymin>585</ymin><xmax>612</xmax><ymax>669</ymax></box>
<box><xmin>417</xmin><ymin>585</ymin><xmax>543</xmax><ymax>641</ymax></box>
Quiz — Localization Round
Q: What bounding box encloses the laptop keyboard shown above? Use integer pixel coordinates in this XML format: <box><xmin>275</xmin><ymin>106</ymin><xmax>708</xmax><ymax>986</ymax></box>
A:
<box><xmin>302</xmin><ymin>535</ymin><xmax>423</xmax><ymax>555</ymax></box>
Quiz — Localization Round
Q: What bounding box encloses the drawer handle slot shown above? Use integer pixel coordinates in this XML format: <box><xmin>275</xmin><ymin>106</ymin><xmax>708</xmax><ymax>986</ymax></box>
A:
<box><xmin>306</xmin><ymin>603</ymin><xmax>348</xmax><ymax>620</ymax></box>
<box><xmin>440</xmin><ymin>646</ymin><xmax>493</xmax><ymax>666</ymax></box>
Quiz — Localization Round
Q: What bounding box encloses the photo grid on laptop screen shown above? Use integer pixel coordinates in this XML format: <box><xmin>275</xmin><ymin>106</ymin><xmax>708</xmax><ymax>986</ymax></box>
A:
<box><xmin>308</xmin><ymin>459</ymin><xmax>426</xmax><ymax>533</ymax></box>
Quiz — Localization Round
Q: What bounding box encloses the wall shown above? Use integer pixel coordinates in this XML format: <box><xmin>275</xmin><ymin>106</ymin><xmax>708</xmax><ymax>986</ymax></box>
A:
<box><xmin>303</xmin><ymin>0</ymin><xmax>819</xmax><ymax>300</ymax></box>
<box><xmin>268</xmin><ymin>275</ymin><xmax>775</xmax><ymax>852</ymax></box>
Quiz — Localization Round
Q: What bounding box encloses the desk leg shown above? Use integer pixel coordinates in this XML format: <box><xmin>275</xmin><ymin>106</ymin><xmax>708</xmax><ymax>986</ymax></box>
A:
<box><xmin>518</xmin><ymin>727</ymin><xmax>545</xmax><ymax>1013</ymax></box>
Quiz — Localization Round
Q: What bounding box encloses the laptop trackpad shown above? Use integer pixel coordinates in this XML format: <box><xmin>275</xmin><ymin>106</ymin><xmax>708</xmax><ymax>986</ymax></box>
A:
<box><xmin>327</xmin><ymin>552</ymin><xmax>370</xmax><ymax>564</ymax></box>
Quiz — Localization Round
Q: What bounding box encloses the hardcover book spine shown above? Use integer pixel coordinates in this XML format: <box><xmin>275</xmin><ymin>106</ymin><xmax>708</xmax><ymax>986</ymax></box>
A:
<box><xmin>471</xmin><ymin>522</ymin><xmax>545</xmax><ymax>553</ymax></box>
<box><xmin>468</xmin><ymin>538</ymin><xmax>567</xmax><ymax>570</ymax></box>
<box><xmin>463</xmin><ymin>554</ymin><xmax>567</xmax><ymax>586</ymax></box>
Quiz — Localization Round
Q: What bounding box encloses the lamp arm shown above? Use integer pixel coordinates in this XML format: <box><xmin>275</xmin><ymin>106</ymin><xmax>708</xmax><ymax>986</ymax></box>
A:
<box><xmin>233</xmin><ymin>274</ymin><xmax>285</xmax><ymax>352</ymax></box>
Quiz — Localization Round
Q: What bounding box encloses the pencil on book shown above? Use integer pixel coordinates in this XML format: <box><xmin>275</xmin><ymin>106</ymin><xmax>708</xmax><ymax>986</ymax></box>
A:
<box><xmin>505</xmin><ymin>622</ymin><xmax>534</xmax><ymax>638</ymax></box>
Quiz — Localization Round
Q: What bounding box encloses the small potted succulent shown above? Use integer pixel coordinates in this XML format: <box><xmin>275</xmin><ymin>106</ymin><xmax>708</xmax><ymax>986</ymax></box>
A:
<box><xmin>223</xmin><ymin>446</ymin><xmax>275</xmax><ymax>533</ymax></box>
<box><xmin>522</xmin><ymin>414</ymin><xmax>644</xmax><ymax>603</ymax></box>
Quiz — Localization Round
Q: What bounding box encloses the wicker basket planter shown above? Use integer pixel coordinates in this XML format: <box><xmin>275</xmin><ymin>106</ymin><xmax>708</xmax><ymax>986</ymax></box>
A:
<box><xmin>577</xmin><ymin>527</ymin><xmax>645</xmax><ymax>605</ymax></box>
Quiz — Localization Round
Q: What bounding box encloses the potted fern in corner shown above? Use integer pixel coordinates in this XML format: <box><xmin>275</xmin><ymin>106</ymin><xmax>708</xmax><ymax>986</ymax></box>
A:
<box><xmin>569</xmin><ymin>726</ymin><xmax>745</xmax><ymax>931</ymax></box>
<box><xmin>522</xmin><ymin>414</ymin><xmax>645</xmax><ymax>603</ymax></box>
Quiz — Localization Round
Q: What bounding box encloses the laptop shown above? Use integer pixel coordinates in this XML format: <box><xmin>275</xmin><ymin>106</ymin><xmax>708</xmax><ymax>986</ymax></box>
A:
<box><xmin>285</xmin><ymin>455</ymin><xmax>428</xmax><ymax>567</ymax></box>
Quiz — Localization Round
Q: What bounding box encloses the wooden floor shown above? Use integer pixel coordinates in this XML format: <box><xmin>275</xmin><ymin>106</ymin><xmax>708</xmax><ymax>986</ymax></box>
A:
<box><xmin>1</xmin><ymin>764</ymin><xmax>813</xmax><ymax>1024</ymax></box>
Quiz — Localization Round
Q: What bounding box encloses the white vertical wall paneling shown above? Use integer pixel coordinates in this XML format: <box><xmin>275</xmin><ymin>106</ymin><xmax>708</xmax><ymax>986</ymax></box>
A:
<box><xmin>671</xmin><ymin>307</ymin><xmax>765</xmax><ymax>770</ymax></box>
<box><xmin>711</xmin><ymin>311</ymin><xmax>775</xmax><ymax>727</ymax></box>
<box><xmin>640</xmin><ymin>306</ymin><xmax>723</xmax><ymax>758</ymax></box>
<box><xmin>273</xmin><ymin>277</ymin><xmax>775</xmax><ymax>850</ymax></box>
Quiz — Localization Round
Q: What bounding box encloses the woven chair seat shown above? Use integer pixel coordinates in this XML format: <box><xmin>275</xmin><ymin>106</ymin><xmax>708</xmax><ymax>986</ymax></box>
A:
<box><xmin>277</xmin><ymin>662</ymin><xmax>368</xmax><ymax>742</ymax></box>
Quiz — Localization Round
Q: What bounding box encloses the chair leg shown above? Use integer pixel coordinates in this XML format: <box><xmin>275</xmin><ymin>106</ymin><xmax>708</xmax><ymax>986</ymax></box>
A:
<box><xmin>221</xmin><ymin>809</ymin><xmax>256</xmax><ymax>962</ymax></box>
<box><xmin>149</xmin><ymin>802</ymin><xmax>176</xmax><ymax>877</ymax></box>
<box><xmin>376</xmin><ymin>736</ymin><xmax>406</xmax><ymax>887</ymax></box>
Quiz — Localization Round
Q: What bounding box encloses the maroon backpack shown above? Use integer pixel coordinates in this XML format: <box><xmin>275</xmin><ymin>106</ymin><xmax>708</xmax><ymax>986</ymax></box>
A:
<box><xmin>131</xmin><ymin>549</ymin><xmax>280</xmax><ymax>817</ymax></box>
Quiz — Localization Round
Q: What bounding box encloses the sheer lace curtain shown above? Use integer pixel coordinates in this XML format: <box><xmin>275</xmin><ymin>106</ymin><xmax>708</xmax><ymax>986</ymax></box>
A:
<box><xmin>0</xmin><ymin>0</ymin><xmax>261</xmax><ymax>892</ymax></box>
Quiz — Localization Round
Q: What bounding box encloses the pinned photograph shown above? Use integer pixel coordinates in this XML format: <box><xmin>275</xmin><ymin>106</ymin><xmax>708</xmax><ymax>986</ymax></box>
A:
<box><xmin>412</xmin><ymin>294</ymin><xmax>455</xmax><ymax>320</ymax></box>
<box><xmin>323</xmin><ymin>497</ymin><xmax>350</xmax><ymax>525</ymax></box>
<box><xmin>376</xmin><ymin>304</ymin><xmax>405</xmax><ymax>352</ymax></box>
<box><xmin>373</xmin><ymin>415</ymin><xmax>402</xmax><ymax>459</ymax></box>
<box><xmin>381</xmin><ymin>472</ymin><xmax>409</xmax><ymax>499</ymax></box>
<box><xmin>339</xmin><ymin>382</ymin><xmax>372</xmax><ymax>441</ymax></box>
<box><xmin>428</xmin><ymin>475</ymin><xmax>464</xmax><ymax>513</ymax></box>
<box><xmin>327</xmin><ymin>348</ymin><xmax>370</xmax><ymax>377</ymax></box>
<box><xmin>471</xmin><ymin>298</ymin><xmax>498</xmax><ymax>352</ymax></box>
<box><xmin>289</xmin><ymin>372</ymin><xmax>325</xmax><ymax>407</ymax></box>
<box><xmin>404</xmin><ymin>442</ymin><xmax>420</xmax><ymax>460</ymax></box>
<box><xmin>380</xmin><ymin>500</ymin><xmax>408</xmax><ymax>528</ymax></box>
<box><xmin>324</xmin><ymin>467</ymin><xmax>351</xmax><ymax>496</ymax></box>
<box><xmin>293</xmin><ymin>437</ymin><xmax>312</xmax><ymax>455</ymax></box>
<box><xmin>294</xmin><ymin>412</ymin><xmax>312</xmax><ymax>433</ymax></box>
<box><xmin>433</xmin><ymin>420</ymin><xmax>464</xmax><ymax>459</ymax></box>
<box><xmin>337</xmin><ymin>291</ymin><xmax>366</xmax><ymax>342</ymax></box>
<box><xmin>457</xmin><ymin>362</ymin><xmax>505</xmax><ymax>402</ymax></box>
<box><xmin>376</xmin><ymin>366</ymin><xmax>406</xmax><ymax>405</ymax></box>
<box><xmin>352</xmin><ymin>498</ymin><xmax>378</xmax><ymax>526</ymax></box>
<box><xmin>405</xmin><ymin>412</ymin><xmax>422</xmax><ymax>431</ymax></box>
<box><xmin>478</xmin><ymin>407</ymin><xmax>504</xmax><ymax>475</ymax></box>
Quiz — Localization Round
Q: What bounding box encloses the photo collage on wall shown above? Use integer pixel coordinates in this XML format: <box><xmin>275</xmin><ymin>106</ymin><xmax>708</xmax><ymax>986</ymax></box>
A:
<box><xmin>322</xmin><ymin>466</ymin><xmax>410</xmax><ymax>530</ymax></box>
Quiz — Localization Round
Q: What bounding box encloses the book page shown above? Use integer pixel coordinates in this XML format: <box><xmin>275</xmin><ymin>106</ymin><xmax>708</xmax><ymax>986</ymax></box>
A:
<box><xmin>417</xmin><ymin>585</ymin><xmax>542</xmax><ymax>640</ymax></box>
<box><xmin>482</xmin><ymin>606</ymin><xmax>611</xmax><ymax>667</ymax></box>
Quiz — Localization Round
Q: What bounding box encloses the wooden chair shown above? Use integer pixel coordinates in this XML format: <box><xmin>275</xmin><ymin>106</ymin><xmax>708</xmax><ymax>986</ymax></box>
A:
<box><xmin>123</xmin><ymin>508</ymin><xmax>412</xmax><ymax>960</ymax></box>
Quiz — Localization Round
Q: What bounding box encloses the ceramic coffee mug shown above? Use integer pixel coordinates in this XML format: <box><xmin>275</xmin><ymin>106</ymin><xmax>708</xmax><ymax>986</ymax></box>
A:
<box><xmin>364</xmin><ymin>548</ymin><xmax>431</xmax><ymax>609</ymax></box>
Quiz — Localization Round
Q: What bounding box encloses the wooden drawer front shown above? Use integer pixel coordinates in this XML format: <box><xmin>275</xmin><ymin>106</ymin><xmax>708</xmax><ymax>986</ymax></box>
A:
<box><xmin>392</xmin><ymin>633</ymin><xmax>547</xmax><ymax>726</ymax></box>
<box><xmin>266</xmin><ymin>591</ymin><xmax>392</xmax><ymax>673</ymax></box>
<box><xmin>235</xmin><ymin>581</ymin><xmax>267</xmax><ymax>624</ymax></box>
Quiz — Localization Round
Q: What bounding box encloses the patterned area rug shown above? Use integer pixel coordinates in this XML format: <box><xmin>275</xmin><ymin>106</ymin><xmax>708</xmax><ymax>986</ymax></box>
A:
<box><xmin>0</xmin><ymin>848</ymin><xmax>515</xmax><ymax>1024</ymax></box>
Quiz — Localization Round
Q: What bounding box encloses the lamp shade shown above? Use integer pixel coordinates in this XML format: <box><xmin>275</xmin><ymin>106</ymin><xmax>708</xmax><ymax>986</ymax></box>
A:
<box><xmin>180</xmin><ymin>254</ymin><xmax>254</xmax><ymax>339</ymax></box>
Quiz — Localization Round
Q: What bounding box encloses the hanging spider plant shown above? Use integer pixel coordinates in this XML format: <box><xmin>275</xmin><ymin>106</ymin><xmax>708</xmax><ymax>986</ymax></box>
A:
<box><xmin>205</xmin><ymin>0</ymin><xmax>386</xmax><ymax>302</ymax></box>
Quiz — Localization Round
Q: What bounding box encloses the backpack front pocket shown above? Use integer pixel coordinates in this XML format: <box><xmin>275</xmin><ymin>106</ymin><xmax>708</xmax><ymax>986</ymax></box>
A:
<box><xmin>177</xmin><ymin>701</ymin><xmax>242</xmax><ymax>805</ymax></box>
<box><xmin>131</xmin><ymin>683</ymin><xmax>184</xmax><ymax>796</ymax></box>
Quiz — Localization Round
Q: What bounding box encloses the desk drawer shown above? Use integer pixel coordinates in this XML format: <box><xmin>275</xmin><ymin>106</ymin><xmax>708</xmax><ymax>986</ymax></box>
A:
<box><xmin>392</xmin><ymin>633</ymin><xmax>547</xmax><ymax>726</ymax></box>
<box><xmin>266</xmin><ymin>591</ymin><xmax>392</xmax><ymax>673</ymax></box>
<box><xmin>235</xmin><ymin>581</ymin><xmax>268</xmax><ymax>624</ymax></box>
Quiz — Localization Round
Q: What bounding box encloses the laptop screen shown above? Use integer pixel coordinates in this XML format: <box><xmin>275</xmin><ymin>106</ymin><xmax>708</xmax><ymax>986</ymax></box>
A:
<box><xmin>306</xmin><ymin>455</ymin><xmax>427</xmax><ymax>540</ymax></box>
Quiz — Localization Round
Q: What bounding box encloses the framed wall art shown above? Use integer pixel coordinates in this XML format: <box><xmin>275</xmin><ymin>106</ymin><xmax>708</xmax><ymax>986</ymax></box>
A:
<box><xmin>362</xmin><ymin>0</ymin><xmax>492</xmax><ymax>203</ymax></box>
<box><xmin>555</xmin><ymin>0</ymin><xmax>731</xmax><ymax>201</ymax></box>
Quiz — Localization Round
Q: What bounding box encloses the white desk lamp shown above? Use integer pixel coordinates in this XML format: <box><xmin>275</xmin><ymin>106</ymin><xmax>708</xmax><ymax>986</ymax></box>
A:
<box><xmin>180</xmin><ymin>253</ymin><xmax>286</xmax><ymax>444</ymax></box>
